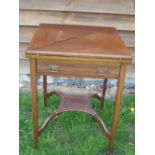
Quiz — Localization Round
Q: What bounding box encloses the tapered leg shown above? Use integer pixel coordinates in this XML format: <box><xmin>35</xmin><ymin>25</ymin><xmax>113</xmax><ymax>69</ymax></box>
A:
<box><xmin>108</xmin><ymin>64</ymin><xmax>127</xmax><ymax>154</ymax></box>
<box><xmin>30</xmin><ymin>59</ymin><xmax>38</xmax><ymax>148</ymax></box>
<box><xmin>101</xmin><ymin>79</ymin><xmax>108</xmax><ymax>109</ymax></box>
<box><xmin>43</xmin><ymin>75</ymin><xmax>47</xmax><ymax>107</ymax></box>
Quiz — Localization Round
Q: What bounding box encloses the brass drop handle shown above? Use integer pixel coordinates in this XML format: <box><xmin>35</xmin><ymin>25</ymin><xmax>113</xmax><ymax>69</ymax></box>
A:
<box><xmin>48</xmin><ymin>64</ymin><xmax>59</xmax><ymax>72</ymax></box>
<box><xmin>98</xmin><ymin>67</ymin><xmax>109</xmax><ymax>75</ymax></box>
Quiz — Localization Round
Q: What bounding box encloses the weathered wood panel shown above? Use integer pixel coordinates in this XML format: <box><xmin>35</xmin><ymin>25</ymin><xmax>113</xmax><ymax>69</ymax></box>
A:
<box><xmin>128</xmin><ymin>48</ymin><xmax>135</xmax><ymax>64</ymax></box>
<box><xmin>69</xmin><ymin>0</ymin><xmax>134</xmax><ymax>15</ymax></box>
<box><xmin>19</xmin><ymin>0</ymin><xmax>69</xmax><ymax>12</ymax></box>
<box><xmin>70</xmin><ymin>0</ymin><xmax>135</xmax><ymax>15</ymax></box>
<box><xmin>65</xmin><ymin>13</ymin><xmax>134</xmax><ymax>31</ymax></box>
<box><xmin>20</xmin><ymin>0</ymin><xmax>135</xmax><ymax>15</ymax></box>
<box><xmin>19</xmin><ymin>10</ymin><xmax>66</xmax><ymax>26</ymax></box>
<box><xmin>119</xmin><ymin>30</ymin><xmax>135</xmax><ymax>48</ymax></box>
<box><xmin>126</xmin><ymin>64</ymin><xmax>135</xmax><ymax>80</ymax></box>
<box><xmin>19</xmin><ymin>26</ymin><xmax>135</xmax><ymax>48</ymax></box>
<box><xmin>19</xmin><ymin>59</ymin><xmax>30</xmax><ymax>74</ymax></box>
<box><xmin>19</xmin><ymin>10</ymin><xmax>134</xmax><ymax>31</ymax></box>
<box><xmin>19</xmin><ymin>43</ymin><xmax>27</xmax><ymax>59</ymax></box>
<box><xmin>19</xmin><ymin>26</ymin><xmax>35</xmax><ymax>43</ymax></box>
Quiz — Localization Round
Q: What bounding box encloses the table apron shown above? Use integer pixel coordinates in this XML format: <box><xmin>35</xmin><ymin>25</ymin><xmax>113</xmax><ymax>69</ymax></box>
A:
<box><xmin>37</xmin><ymin>60</ymin><xmax>120</xmax><ymax>79</ymax></box>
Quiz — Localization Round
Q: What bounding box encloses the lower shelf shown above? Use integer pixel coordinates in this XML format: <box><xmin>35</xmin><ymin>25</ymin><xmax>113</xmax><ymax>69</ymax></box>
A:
<box><xmin>55</xmin><ymin>93</ymin><xmax>96</xmax><ymax>115</ymax></box>
<box><xmin>38</xmin><ymin>93</ymin><xmax>111</xmax><ymax>140</ymax></box>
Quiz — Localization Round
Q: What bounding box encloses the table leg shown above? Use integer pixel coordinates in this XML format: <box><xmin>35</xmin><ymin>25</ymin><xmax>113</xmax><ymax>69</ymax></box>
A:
<box><xmin>101</xmin><ymin>79</ymin><xmax>107</xmax><ymax>109</ymax></box>
<box><xmin>43</xmin><ymin>75</ymin><xmax>47</xmax><ymax>107</ymax></box>
<box><xmin>30</xmin><ymin>59</ymin><xmax>38</xmax><ymax>148</ymax></box>
<box><xmin>108</xmin><ymin>64</ymin><xmax>127</xmax><ymax>154</ymax></box>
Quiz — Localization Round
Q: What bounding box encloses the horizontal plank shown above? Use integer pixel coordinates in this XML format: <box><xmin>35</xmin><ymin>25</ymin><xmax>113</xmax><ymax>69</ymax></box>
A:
<box><xmin>19</xmin><ymin>43</ymin><xmax>135</xmax><ymax>64</ymax></box>
<box><xmin>20</xmin><ymin>10</ymin><xmax>135</xmax><ymax>31</ymax></box>
<box><xmin>20</xmin><ymin>10</ymin><xmax>66</xmax><ymax>26</ymax></box>
<box><xmin>119</xmin><ymin>30</ymin><xmax>135</xmax><ymax>48</ymax></box>
<box><xmin>126</xmin><ymin>64</ymin><xmax>135</xmax><ymax>80</ymax></box>
<box><xmin>19</xmin><ymin>0</ymin><xmax>135</xmax><ymax>15</ymax></box>
<box><xmin>19</xmin><ymin>59</ymin><xmax>135</xmax><ymax>80</ymax></box>
<box><xmin>19</xmin><ymin>0</ymin><xmax>69</xmax><ymax>12</ymax></box>
<box><xmin>65</xmin><ymin>13</ymin><xmax>134</xmax><ymax>31</ymax></box>
<box><xmin>19</xmin><ymin>43</ymin><xmax>27</xmax><ymax>59</ymax></box>
<box><xmin>128</xmin><ymin>48</ymin><xmax>135</xmax><ymax>64</ymax></box>
<box><xmin>70</xmin><ymin>0</ymin><xmax>135</xmax><ymax>15</ymax></box>
<box><xmin>19</xmin><ymin>59</ymin><xmax>30</xmax><ymax>74</ymax></box>
<box><xmin>19</xmin><ymin>26</ymin><xmax>135</xmax><ymax>48</ymax></box>
<box><xmin>19</xmin><ymin>26</ymin><xmax>36</xmax><ymax>43</ymax></box>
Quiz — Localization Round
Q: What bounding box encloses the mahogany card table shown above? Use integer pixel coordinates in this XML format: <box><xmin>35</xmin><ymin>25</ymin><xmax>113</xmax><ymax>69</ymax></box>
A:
<box><xmin>26</xmin><ymin>23</ymin><xmax>132</xmax><ymax>154</ymax></box>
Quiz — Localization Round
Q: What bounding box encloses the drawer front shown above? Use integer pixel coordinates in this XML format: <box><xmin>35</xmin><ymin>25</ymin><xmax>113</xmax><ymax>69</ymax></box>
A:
<box><xmin>37</xmin><ymin>61</ymin><xmax>120</xmax><ymax>79</ymax></box>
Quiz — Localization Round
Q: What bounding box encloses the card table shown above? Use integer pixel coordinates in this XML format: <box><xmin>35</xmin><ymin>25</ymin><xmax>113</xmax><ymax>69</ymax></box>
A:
<box><xmin>26</xmin><ymin>23</ymin><xmax>132</xmax><ymax>154</ymax></box>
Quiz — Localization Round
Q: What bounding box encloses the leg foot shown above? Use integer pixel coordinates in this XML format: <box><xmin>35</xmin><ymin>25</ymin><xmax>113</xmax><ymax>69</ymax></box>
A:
<box><xmin>106</xmin><ymin>151</ymin><xmax>112</xmax><ymax>155</ymax></box>
<box><xmin>34</xmin><ymin>136</ymin><xmax>38</xmax><ymax>149</ymax></box>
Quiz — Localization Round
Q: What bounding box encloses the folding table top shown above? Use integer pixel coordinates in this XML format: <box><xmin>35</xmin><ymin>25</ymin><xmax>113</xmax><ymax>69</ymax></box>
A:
<box><xmin>26</xmin><ymin>24</ymin><xmax>132</xmax><ymax>63</ymax></box>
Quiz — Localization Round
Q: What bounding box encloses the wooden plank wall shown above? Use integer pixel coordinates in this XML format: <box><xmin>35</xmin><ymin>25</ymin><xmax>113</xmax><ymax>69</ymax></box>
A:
<box><xmin>19</xmin><ymin>0</ymin><xmax>135</xmax><ymax>81</ymax></box>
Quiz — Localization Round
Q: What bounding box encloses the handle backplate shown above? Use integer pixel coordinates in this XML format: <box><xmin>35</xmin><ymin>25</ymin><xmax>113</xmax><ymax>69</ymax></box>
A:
<box><xmin>98</xmin><ymin>67</ymin><xmax>109</xmax><ymax>75</ymax></box>
<box><xmin>48</xmin><ymin>64</ymin><xmax>59</xmax><ymax>72</ymax></box>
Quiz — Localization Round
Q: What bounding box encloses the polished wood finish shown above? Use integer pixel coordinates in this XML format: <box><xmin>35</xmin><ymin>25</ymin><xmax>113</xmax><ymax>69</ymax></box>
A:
<box><xmin>27</xmin><ymin>24</ymin><xmax>131</xmax><ymax>63</ymax></box>
<box><xmin>91</xmin><ymin>79</ymin><xmax>108</xmax><ymax>110</ymax></box>
<box><xmin>27</xmin><ymin>24</ymin><xmax>131</xmax><ymax>154</ymax></box>
<box><xmin>101</xmin><ymin>79</ymin><xmax>108</xmax><ymax>109</ymax></box>
<box><xmin>38</xmin><ymin>93</ymin><xmax>111</xmax><ymax>140</ymax></box>
<box><xmin>20</xmin><ymin>26</ymin><xmax>134</xmax><ymax>50</ymax></box>
<box><xmin>37</xmin><ymin>61</ymin><xmax>120</xmax><ymax>79</ymax></box>
<box><xmin>109</xmin><ymin>64</ymin><xmax>127</xmax><ymax>154</ymax></box>
<box><xmin>43</xmin><ymin>75</ymin><xmax>47</xmax><ymax>107</ymax></box>
<box><xmin>29</xmin><ymin>59</ymin><xmax>38</xmax><ymax>148</ymax></box>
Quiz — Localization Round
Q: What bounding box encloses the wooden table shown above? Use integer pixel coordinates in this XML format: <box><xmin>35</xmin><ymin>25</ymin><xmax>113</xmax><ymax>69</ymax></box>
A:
<box><xmin>26</xmin><ymin>24</ymin><xmax>132</xmax><ymax>154</ymax></box>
